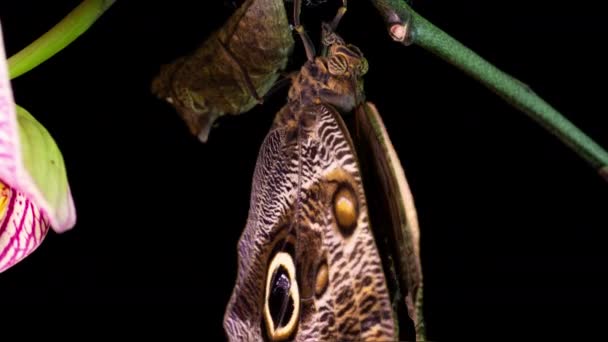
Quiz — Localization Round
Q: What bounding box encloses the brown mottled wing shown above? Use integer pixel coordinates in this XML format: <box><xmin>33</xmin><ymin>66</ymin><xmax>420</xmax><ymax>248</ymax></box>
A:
<box><xmin>224</xmin><ymin>103</ymin><xmax>397</xmax><ymax>341</ymax></box>
<box><xmin>354</xmin><ymin>102</ymin><xmax>425</xmax><ymax>341</ymax></box>
<box><xmin>151</xmin><ymin>0</ymin><xmax>294</xmax><ymax>142</ymax></box>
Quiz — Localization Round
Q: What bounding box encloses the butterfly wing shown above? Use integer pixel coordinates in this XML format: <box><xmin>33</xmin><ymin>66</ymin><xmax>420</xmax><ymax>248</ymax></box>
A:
<box><xmin>224</xmin><ymin>103</ymin><xmax>397</xmax><ymax>341</ymax></box>
<box><xmin>354</xmin><ymin>101</ymin><xmax>425</xmax><ymax>341</ymax></box>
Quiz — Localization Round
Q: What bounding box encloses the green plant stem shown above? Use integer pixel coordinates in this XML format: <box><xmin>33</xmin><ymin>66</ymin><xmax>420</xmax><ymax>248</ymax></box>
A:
<box><xmin>370</xmin><ymin>0</ymin><xmax>608</xmax><ymax>179</ymax></box>
<box><xmin>7</xmin><ymin>0</ymin><xmax>116</xmax><ymax>79</ymax></box>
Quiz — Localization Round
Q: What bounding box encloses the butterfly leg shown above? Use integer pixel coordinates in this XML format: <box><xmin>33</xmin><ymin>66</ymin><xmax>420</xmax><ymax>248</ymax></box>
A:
<box><xmin>330</xmin><ymin>0</ymin><xmax>347</xmax><ymax>31</ymax></box>
<box><xmin>293</xmin><ymin>0</ymin><xmax>317</xmax><ymax>61</ymax></box>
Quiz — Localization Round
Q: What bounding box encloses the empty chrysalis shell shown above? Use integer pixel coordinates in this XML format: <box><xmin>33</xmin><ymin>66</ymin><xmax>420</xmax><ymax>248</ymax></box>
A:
<box><xmin>151</xmin><ymin>0</ymin><xmax>294</xmax><ymax>142</ymax></box>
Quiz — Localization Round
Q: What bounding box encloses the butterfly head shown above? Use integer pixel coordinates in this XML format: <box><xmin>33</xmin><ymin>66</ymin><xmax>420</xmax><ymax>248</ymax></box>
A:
<box><xmin>288</xmin><ymin>23</ymin><xmax>368</xmax><ymax>113</ymax></box>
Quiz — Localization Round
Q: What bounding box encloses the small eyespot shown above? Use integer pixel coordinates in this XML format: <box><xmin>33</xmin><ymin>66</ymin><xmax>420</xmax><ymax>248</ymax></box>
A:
<box><xmin>315</xmin><ymin>259</ymin><xmax>329</xmax><ymax>298</ymax></box>
<box><xmin>333</xmin><ymin>185</ymin><xmax>358</xmax><ymax>237</ymax></box>
<box><xmin>264</xmin><ymin>252</ymin><xmax>300</xmax><ymax>341</ymax></box>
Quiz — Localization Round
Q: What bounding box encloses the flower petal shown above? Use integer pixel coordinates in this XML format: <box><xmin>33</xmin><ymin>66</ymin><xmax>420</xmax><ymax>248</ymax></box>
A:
<box><xmin>0</xmin><ymin>21</ymin><xmax>76</xmax><ymax>232</ymax></box>
<box><xmin>16</xmin><ymin>105</ymin><xmax>76</xmax><ymax>231</ymax></box>
<box><xmin>0</xmin><ymin>181</ymin><xmax>50</xmax><ymax>273</ymax></box>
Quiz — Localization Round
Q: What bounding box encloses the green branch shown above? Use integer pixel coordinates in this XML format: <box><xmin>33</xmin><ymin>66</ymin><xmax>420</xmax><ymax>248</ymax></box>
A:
<box><xmin>8</xmin><ymin>0</ymin><xmax>116</xmax><ymax>79</ymax></box>
<box><xmin>369</xmin><ymin>0</ymin><xmax>608</xmax><ymax>180</ymax></box>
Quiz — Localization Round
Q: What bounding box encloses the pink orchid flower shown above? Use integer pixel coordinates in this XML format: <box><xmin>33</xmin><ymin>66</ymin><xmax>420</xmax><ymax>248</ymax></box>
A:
<box><xmin>0</xmin><ymin>24</ymin><xmax>76</xmax><ymax>273</ymax></box>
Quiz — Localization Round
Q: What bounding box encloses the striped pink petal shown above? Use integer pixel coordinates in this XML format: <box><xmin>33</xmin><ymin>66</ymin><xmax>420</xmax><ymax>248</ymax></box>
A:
<box><xmin>0</xmin><ymin>181</ymin><xmax>49</xmax><ymax>273</ymax></box>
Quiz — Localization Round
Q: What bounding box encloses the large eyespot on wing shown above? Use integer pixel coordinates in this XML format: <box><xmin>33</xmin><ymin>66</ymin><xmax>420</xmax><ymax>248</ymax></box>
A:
<box><xmin>263</xmin><ymin>251</ymin><xmax>300</xmax><ymax>341</ymax></box>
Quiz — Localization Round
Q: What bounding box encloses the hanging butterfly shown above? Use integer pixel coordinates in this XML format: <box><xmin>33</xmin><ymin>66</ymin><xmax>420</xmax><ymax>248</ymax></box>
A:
<box><xmin>223</xmin><ymin>1</ymin><xmax>425</xmax><ymax>340</ymax></box>
<box><xmin>150</xmin><ymin>0</ymin><xmax>294</xmax><ymax>142</ymax></box>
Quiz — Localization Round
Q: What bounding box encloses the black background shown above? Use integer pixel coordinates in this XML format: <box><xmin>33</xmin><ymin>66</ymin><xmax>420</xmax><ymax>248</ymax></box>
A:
<box><xmin>1</xmin><ymin>0</ymin><xmax>607</xmax><ymax>339</ymax></box>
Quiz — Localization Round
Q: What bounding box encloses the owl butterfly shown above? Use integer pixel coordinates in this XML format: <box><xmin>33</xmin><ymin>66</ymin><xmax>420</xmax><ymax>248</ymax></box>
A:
<box><xmin>224</xmin><ymin>3</ymin><xmax>425</xmax><ymax>341</ymax></box>
<box><xmin>151</xmin><ymin>0</ymin><xmax>294</xmax><ymax>142</ymax></box>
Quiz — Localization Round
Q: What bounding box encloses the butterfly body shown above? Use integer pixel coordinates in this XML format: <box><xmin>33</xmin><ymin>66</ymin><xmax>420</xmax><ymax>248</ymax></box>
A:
<box><xmin>224</xmin><ymin>27</ymin><xmax>400</xmax><ymax>341</ymax></box>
